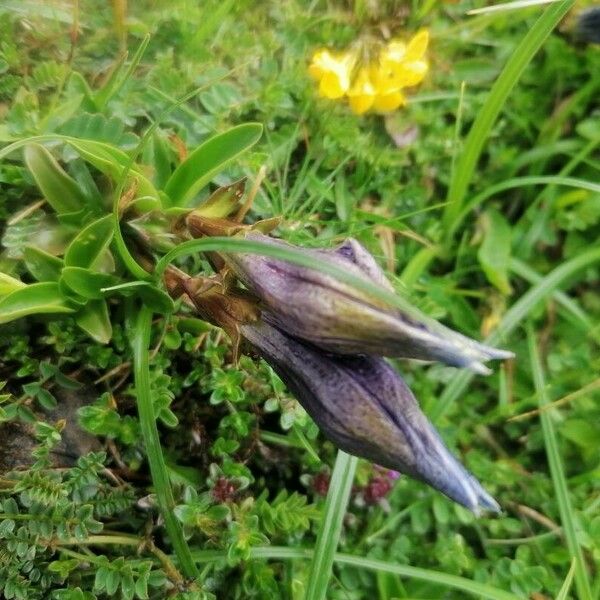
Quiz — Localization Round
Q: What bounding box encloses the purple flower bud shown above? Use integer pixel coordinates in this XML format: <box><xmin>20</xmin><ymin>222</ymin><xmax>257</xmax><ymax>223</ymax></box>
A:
<box><xmin>576</xmin><ymin>7</ymin><xmax>600</xmax><ymax>44</ymax></box>
<box><xmin>225</xmin><ymin>233</ymin><xmax>512</xmax><ymax>374</ymax></box>
<box><xmin>242</xmin><ymin>321</ymin><xmax>499</xmax><ymax>514</ymax></box>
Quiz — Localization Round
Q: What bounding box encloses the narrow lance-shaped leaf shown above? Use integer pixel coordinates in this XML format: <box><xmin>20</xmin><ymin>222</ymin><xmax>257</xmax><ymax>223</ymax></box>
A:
<box><xmin>66</xmin><ymin>139</ymin><xmax>161</xmax><ymax>203</ymax></box>
<box><xmin>0</xmin><ymin>282</ymin><xmax>75</xmax><ymax>324</ymax></box>
<box><xmin>64</xmin><ymin>215</ymin><xmax>114</xmax><ymax>268</ymax></box>
<box><xmin>192</xmin><ymin>178</ymin><xmax>246</xmax><ymax>218</ymax></box>
<box><xmin>0</xmin><ymin>273</ymin><xmax>26</xmax><ymax>296</ymax></box>
<box><xmin>93</xmin><ymin>35</ymin><xmax>150</xmax><ymax>110</ymax></box>
<box><xmin>60</xmin><ymin>267</ymin><xmax>119</xmax><ymax>299</ymax></box>
<box><xmin>164</xmin><ymin>123</ymin><xmax>263</xmax><ymax>207</ymax></box>
<box><xmin>24</xmin><ymin>143</ymin><xmax>87</xmax><ymax>214</ymax></box>
<box><xmin>23</xmin><ymin>246</ymin><xmax>63</xmax><ymax>282</ymax></box>
<box><xmin>442</xmin><ymin>0</ymin><xmax>575</xmax><ymax>236</ymax></box>
<box><xmin>75</xmin><ymin>299</ymin><xmax>112</xmax><ymax>344</ymax></box>
<box><xmin>477</xmin><ymin>208</ymin><xmax>513</xmax><ymax>295</ymax></box>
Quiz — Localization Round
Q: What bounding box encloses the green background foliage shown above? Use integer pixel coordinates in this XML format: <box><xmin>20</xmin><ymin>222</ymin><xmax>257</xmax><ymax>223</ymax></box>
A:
<box><xmin>0</xmin><ymin>0</ymin><xmax>598</xmax><ymax>598</ymax></box>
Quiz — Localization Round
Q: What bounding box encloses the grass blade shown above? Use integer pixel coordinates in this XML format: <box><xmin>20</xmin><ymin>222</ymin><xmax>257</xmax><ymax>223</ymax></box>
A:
<box><xmin>556</xmin><ymin>559</ymin><xmax>576</xmax><ymax>600</ymax></box>
<box><xmin>527</xmin><ymin>325</ymin><xmax>592</xmax><ymax>600</ymax></box>
<box><xmin>155</xmin><ymin>236</ymin><xmax>481</xmax><ymax>343</ymax></box>
<box><xmin>467</xmin><ymin>0</ymin><xmax>561</xmax><ymax>15</ymax></box>
<box><xmin>305</xmin><ymin>451</ymin><xmax>358</xmax><ymax>600</ymax></box>
<box><xmin>430</xmin><ymin>245</ymin><xmax>600</xmax><ymax>422</ymax></box>
<box><xmin>450</xmin><ymin>175</ymin><xmax>600</xmax><ymax>240</ymax></box>
<box><xmin>191</xmin><ymin>547</ymin><xmax>520</xmax><ymax>600</ymax></box>
<box><xmin>131</xmin><ymin>305</ymin><xmax>199</xmax><ymax>580</ymax></box>
<box><xmin>509</xmin><ymin>257</ymin><xmax>592</xmax><ymax>332</ymax></box>
<box><xmin>442</xmin><ymin>0</ymin><xmax>575</xmax><ymax>235</ymax></box>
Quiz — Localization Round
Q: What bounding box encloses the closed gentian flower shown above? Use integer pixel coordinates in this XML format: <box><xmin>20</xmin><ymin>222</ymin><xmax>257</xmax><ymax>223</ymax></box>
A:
<box><xmin>576</xmin><ymin>6</ymin><xmax>600</xmax><ymax>44</ymax></box>
<box><xmin>223</xmin><ymin>232</ymin><xmax>513</xmax><ymax>374</ymax></box>
<box><xmin>241</xmin><ymin>321</ymin><xmax>499</xmax><ymax>514</ymax></box>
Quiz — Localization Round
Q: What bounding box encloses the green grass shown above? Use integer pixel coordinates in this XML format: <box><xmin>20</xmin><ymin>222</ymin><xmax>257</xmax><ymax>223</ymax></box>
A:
<box><xmin>0</xmin><ymin>0</ymin><xmax>598</xmax><ymax>598</ymax></box>
<box><xmin>305</xmin><ymin>452</ymin><xmax>358</xmax><ymax>600</ymax></box>
<box><xmin>131</xmin><ymin>305</ymin><xmax>199</xmax><ymax>581</ymax></box>
<box><xmin>442</xmin><ymin>0</ymin><xmax>575</xmax><ymax>238</ymax></box>
<box><xmin>527</xmin><ymin>325</ymin><xmax>592</xmax><ymax>600</ymax></box>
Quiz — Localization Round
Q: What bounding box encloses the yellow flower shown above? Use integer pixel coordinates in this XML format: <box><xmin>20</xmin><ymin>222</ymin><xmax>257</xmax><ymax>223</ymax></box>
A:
<box><xmin>308</xmin><ymin>29</ymin><xmax>429</xmax><ymax>115</ymax></box>
<box><xmin>406</xmin><ymin>29</ymin><xmax>429</xmax><ymax>61</ymax></box>
<box><xmin>347</xmin><ymin>67</ymin><xmax>376</xmax><ymax>114</ymax></box>
<box><xmin>379</xmin><ymin>29</ymin><xmax>429</xmax><ymax>90</ymax></box>
<box><xmin>309</xmin><ymin>49</ymin><xmax>353</xmax><ymax>99</ymax></box>
<box><xmin>372</xmin><ymin>90</ymin><xmax>406</xmax><ymax>113</ymax></box>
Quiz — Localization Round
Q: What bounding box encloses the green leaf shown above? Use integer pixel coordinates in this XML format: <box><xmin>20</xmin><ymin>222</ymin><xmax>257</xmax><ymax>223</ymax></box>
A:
<box><xmin>145</xmin><ymin>131</ymin><xmax>173</xmax><ymax>188</ymax></box>
<box><xmin>66</xmin><ymin>139</ymin><xmax>160</xmax><ymax>203</ymax></box>
<box><xmin>164</xmin><ymin>123</ymin><xmax>262</xmax><ymax>207</ymax></box>
<box><xmin>23</xmin><ymin>246</ymin><xmax>63</xmax><ymax>282</ymax></box>
<box><xmin>138</xmin><ymin>285</ymin><xmax>175</xmax><ymax>314</ymax></box>
<box><xmin>0</xmin><ymin>134</ymin><xmax>158</xmax><ymax>202</ymax></box>
<box><xmin>192</xmin><ymin>547</ymin><xmax>521</xmax><ymax>600</ymax></box>
<box><xmin>443</xmin><ymin>0</ymin><xmax>575</xmax><ymax>236</ymax></box>
<box><xmin>93</xmin><ymin>35</ymin><xmax>150</xmax><ymax>110</ymax></box>
<box><xmin>61</xmin><ymin>266</ymin><xmax>119</xmax><ymax>299</ymax></box>
<box><xmin>305</xmin><ymin>451</ymin><xmax>358</xmax><ymax>600</ymax></box>
<box><xmin>21</xmin><ymin>134</ymin><xmax>160</xmax><ymax>205</ymax></box>
<box><xmin>131</xmin><ymin>306</ymin><xmax>199</xmax><ymax>578</ymax></box>
<box><xmin>477</xmin><ymin>209</ymin><xmax>512</xmax><ymax>295</ymax></box>
<box><xmin>98</xmin><ymin>279</ymin><xmax>174</xmax><ymax>312</ymax></box>
<box><xmin>64</xmin><ymin>215</ymin><xmax>114</xmax><ymax>268</ymax></box>
<box><xmin>24</xmin><ymin>143</ymin><xmax>87</xmax><ymax>214</ymax></box>
<box><xmin>556</xmin><ymin>559</ymin><xmax>576</xmax><ymax>600</ymax></box>
<box><xmin>527</xmin><ymin>326</ymin><xmax>592</xmax><ymax>600</ymax></box>
<box><xmin>0</xmin><ymin>282</ymin><xmax>75</xmax><ymax>324</ymax></box>
<box><xmin>75</xmin><ymin>299</ymin><xmax>112</xmax><ymax>344</ymax></box>
<box><xmin>191</xmin><ymin>178</ymin><xmax>246</xmax><ymax>218</ymax></box>
<box><xmin>431</xmin><ymin>245</ymin><xmax>600</xmax><ymax>423</ymax></box>
<box><xmin>58</xmin><ymin>113</ymin><xmax>139</xmax><ymax>149</ymax></box>
<box><xmin>0</xmin><ymin>272</ymin><xmax>26</xmax><ymax>296</ymax></box>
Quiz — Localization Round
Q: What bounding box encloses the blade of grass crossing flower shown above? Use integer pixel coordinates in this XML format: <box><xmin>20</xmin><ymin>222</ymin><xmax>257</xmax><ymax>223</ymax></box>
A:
<box><xmin>430</xmin><ymin>245</ymin><xmax>600</xmax><ymax>422</ymax></box>
<box><xmin>190</xmin><ymin>547</ymin><xmax>520</xmax><ymax>600</ymax></box>
<box><xmin>305</xmin><ymin>451</ymin><xmax>358</xmax><ymax>600</ymax></box>
<box><xmin>155</xmin><ymin>236</ymin><xmax>469</xmax><ymax>337</ymax></box>
<box><xmin>132</xmin><ymin>305</ymin><xmax>199</xmax><ymax>580</ymax></box>
<box><xmin>442</xmin><ymin>0</ymin><xmax>575</xmax><ymax>237</ymax></box>
<box><xmin>527</xmin><ymin>326</ymin><xmax>592</xmax><ymax>600</ymax></box>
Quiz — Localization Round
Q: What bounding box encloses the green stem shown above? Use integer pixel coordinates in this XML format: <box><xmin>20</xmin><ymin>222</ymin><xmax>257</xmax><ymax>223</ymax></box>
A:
<box><xmin>187</xmin><ymin>546</ymin><xmax>520</xmax><ymax>600</ymax></box>
<box><xmin>132</xmin><ymin>305</ymin><xmax>199</xmax><ymax>580</ymax></box>
<box><xmin>305</xmin><ymin>451</ymin><xmax>358</xmax><ymax>600</ymax></box>
<box><xmin>442</xmin><ymin>0</ymin><xmax>574</xmax><ymax>236</ymax></box>
<box><xmin>527</xmin><ymin>326</ymin><xmax>593</xmax><ymax>600</ymax></box>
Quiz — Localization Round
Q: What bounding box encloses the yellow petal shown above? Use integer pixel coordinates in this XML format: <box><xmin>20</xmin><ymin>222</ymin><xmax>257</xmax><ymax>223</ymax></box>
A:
<box><xmin>309</xmin><ymin>49</ymin><xmax>332</xmax><ymax>80</ymax></box>
<box><xmin>371</xmin><ymin>63</ymin><xmax>396</xmax><ymax>95</ymax></box>
<box><xmin>373</xmin><ymin>91</ymin><xmax>406</xmax><ymax>113</ymax></box>
<box><xmin>349</xmin><ymin>94</ymin><xmax>374</xmax><ymax>114</ymax></box>
<box><xmin>383</xmin><ymin>40</ymin><xmax>406</xmax><ymax>63</ymax></box>
<box><xmin>398</xmin><ymin>61</ymin><xmax>428</xmax><ymax>87</ymax></box>
<box><xmin>406</xmin><ymin>29</ymin><xmax>429</xmax><ymax>61</ymax></box>
<box><xmin>348</xmin><ymin>67</ymin><xmax>376</xmax><ymax>113</ymax></box>
<box><xmin>319</xmin><ymin>70</ymin><xmax>349</xmax><ymax>99</ymax></box>
<box><xmin>348</xmin><ymin>67</ymin><xmax>375</xmax><ymax>95</ymax></box>
<box><xmin>310</xmin><ymin>49</ymin><xmax>353</xmax><ymax>98</ymax></box>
